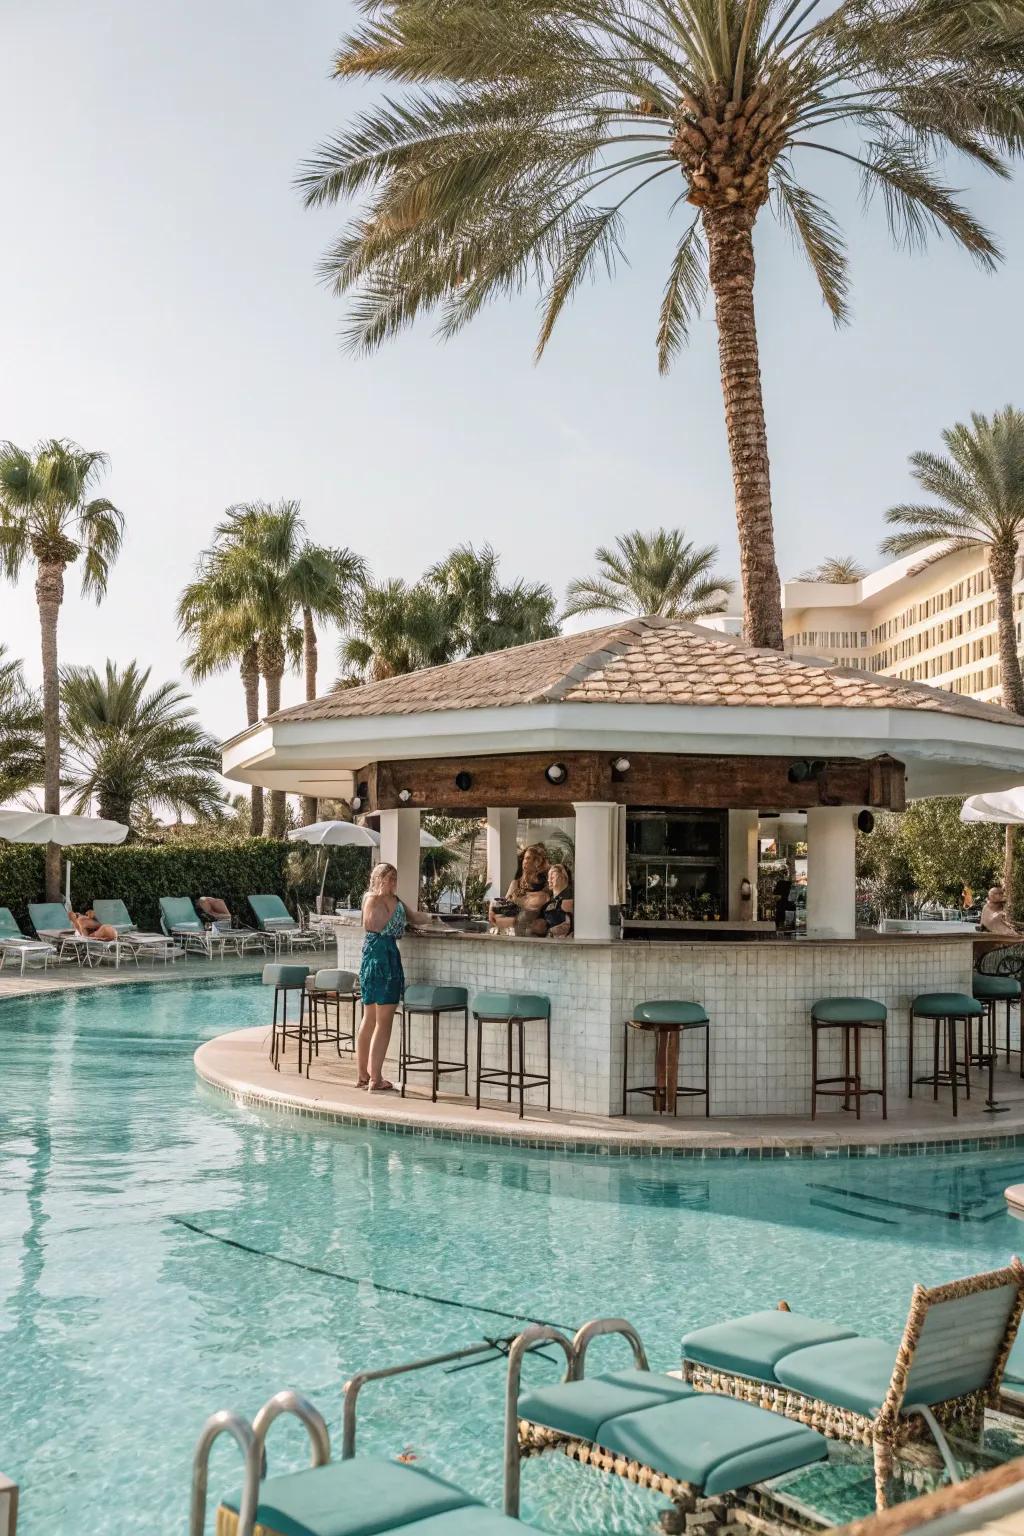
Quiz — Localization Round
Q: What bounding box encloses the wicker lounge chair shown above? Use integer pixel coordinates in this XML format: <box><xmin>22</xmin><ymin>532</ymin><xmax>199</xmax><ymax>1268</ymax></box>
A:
<box><xmin>90</xmin><ymin>900</ymin><xmax>178</xmax><ymax>964</ymax></box>
<box><xmin>509</xmin><ymin>1318</ymin><xmax>828</xmax><ymax>1528</ymax></box>
<box><xmin>158</xmin><ymin>897</ymin><xmax>267</xmax><ymax>959</ymax></box>
<box><xmin>248</xmin><ymin>894</ymin><xmax>326</xmax><ymax>954</ymax></box>
<box><xmin>28</xmin><ymin>902</ymin><xmax>131</xmax><ymax>967</ymax></box>
<box><xmin>681</xmin><ymin>1261</ymin><xmax>1024</xmax><ymax>1508</ymax></box>
<box><xmin>0</xmin><ymin>907</ymin><xmax>57</xmax><ymax>973</ymax></box>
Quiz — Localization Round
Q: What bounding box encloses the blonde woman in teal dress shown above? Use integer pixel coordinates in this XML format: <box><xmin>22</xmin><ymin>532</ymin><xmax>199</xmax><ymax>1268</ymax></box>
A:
<box><xmin>357</xmin><ymin>863</ymin><xmax>425</xmax><ymax>1091</ymax></box>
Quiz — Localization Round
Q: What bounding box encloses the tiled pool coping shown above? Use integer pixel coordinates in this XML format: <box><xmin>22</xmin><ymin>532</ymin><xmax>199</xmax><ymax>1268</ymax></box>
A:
<box><xmin>195</xmin><ymin>1027</ymin><xmax>1024</xmax><ymax>1161</ymax></box>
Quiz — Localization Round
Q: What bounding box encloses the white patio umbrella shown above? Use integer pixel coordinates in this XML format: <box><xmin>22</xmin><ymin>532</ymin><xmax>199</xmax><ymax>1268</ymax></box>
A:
<box><xmin>0</xmin><ymin>809</ymin><xmax>129</xmax><ymax>905</ymax></box>
<box><xmin>288</xmin><ymin>819</ymin><xmax>444</xmax><ymax>908</ymax></box>
<box><xmin>960</xmin><ymin>789</ymin><xmax>1024</xmax><ymax>825</ymax></box>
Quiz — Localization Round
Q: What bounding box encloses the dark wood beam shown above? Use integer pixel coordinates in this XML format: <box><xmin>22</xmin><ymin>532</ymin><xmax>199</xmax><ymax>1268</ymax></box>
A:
<box><xmin>352</xmin><ymin>751</ymin><xmax>906</xmax><ymax>814</ymax></box>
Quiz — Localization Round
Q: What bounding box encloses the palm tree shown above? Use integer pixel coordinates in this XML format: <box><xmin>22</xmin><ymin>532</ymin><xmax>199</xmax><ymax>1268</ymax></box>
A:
<box><xmin>0</xmin><ymin>439</ymin><xmax>123</xmax><ymax>896</ymax></box>
<box><xmin>299</xmin><ymin>2</ymin><xmax>1024</xmax><ymax>653</ymax></box>
<box><xmin>60</xmin><ymin>661</ymin><xmax>225</xmax><ymax>828</ymax></box>
<box><xmin>426</xmin><ymin>543</ymin><xmax>558</xmax><ymax>653</ymax></box>
<box><xmin>564</xmin><ymin>529</ymin><xmax>733</xmax><ymax>620</ymax></box>
<box><xmin>340</xmin><ymin>578</ymin><xmax>457</xmax><ymax>682</ymax></box>
<box><xmin>182</xmin><ymin>503</ymin><xmax>363</xmax><ymax>831</ymax></box>
<box><xmin>178</xmin><ymin>573</ymin><xmax>265</xmax><ymax>833</ymax></box>
<box><xmin>881</xmin><ymin>407</ymin><xmax>1024</xmax><ymax>715</ymax></box>
<box><xmin>0</xmin><ymin>646</ymin><xmax>43</xmax><ymax>803</ymax></box>
<box><xmin>797</xmin><ymin>556</ymin><xmax>867</xmax><ymax>583</ymax></box>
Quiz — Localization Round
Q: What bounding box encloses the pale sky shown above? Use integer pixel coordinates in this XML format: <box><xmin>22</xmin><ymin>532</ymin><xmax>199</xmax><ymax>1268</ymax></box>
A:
<box><xmin>2</xmin><ymin>0</ymin><xmax>1024</xmax><ymax>745</ymax></box>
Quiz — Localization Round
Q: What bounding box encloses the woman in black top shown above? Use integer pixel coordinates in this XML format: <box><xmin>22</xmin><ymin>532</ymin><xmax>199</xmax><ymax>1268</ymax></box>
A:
<box><xmin>540</xmin><ymin>863</ymin><xmax>574</xmax><ymax>937</ymax></box>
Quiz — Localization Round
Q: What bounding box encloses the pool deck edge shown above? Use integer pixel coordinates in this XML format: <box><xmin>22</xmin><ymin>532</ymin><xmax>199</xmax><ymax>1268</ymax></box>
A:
<box><xmin>195</xmin><ymin>1027</ymin><xmax>1024</xmax><ymax>1159</ymax></box>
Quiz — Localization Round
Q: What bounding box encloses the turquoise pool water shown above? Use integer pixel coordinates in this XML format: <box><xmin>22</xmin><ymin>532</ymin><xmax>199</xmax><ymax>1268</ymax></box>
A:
<box><xmin>3</xmin><ymin>975</ymin><xmax>1024</xmax><ymax>1535</ymax></box>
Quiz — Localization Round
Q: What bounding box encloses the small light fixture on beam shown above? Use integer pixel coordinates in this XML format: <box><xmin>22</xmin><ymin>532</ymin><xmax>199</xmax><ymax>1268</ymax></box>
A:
<box><xmin>545</xmin><ymin>762</ymin><xmax>568</xmax><ymax>785</ymax></box>
<box><xmin>612</xmin><ymin>756</ymin><xmax>631</xmax><ymax>774</ymax></box>
<box><xmin>398</xmin><ymin>788</ymin><xmax>413</xmax><ymax>803</ymax></box>
<box><xmin>351</xmin><ymin>780</ymin><xmax>368</xmax><ymax>812</ymax></box>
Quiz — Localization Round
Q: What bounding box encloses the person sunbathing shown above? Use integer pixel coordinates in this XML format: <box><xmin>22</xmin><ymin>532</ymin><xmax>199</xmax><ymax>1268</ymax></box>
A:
<box><xmin>197</xmin><ymin>896</ymin><xmax>231</xmax><ymax>926</ymax></box>
<box><xmin>70</xmin><ymin>910</ymin><xmax>119</xmax><ymax>942</ymax></box>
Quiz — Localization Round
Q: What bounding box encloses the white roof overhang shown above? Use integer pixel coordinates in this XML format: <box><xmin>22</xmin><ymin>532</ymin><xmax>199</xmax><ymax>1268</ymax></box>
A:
<box><xmin>222</xmin><ymin>701</ymin><xmax>1024</xmax><ymax>801</ymax></box>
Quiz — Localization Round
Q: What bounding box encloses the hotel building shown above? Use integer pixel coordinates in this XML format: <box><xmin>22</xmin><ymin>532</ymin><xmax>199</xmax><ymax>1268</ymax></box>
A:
<box><xmin>780</xmin><ymin>542</ymin><xmax>1024</xmax><ymax>705</ymax></box>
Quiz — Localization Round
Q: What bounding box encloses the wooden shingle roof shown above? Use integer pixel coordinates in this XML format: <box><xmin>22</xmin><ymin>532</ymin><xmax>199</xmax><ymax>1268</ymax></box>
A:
<box><xmin>267</xmin><ymin>617</ymin><xmax>1024</xmax><ymax>729</ymax></box>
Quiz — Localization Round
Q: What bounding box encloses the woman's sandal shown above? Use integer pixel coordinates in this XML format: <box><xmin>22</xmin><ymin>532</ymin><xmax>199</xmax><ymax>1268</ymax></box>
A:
<box><xmin>355</xmin><ymin>1076</ymin><xmax>370</xmax><ymax>1089</ymax></box>
<box><xmin>368</xmin><ymin>1078</ymin><xmax>395</xmax><ymax>1093</ymax></box>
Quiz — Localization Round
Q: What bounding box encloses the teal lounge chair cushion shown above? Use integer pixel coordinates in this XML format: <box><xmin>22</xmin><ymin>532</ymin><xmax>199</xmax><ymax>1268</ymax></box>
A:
<box><xmin>775</xmin><ymin>1337</ymin><xmax>901</xmax><ymax>1416</ymax></box>
<box><xmin>400</xmin><ymin>1513</ymin><xmax>528</xmax><ymax>1534</ymax></box>
<box><xmin>632</xmin><ymin>1000</ymin><xmax>709</xmax><ymax>1027</ymax></box>
<box><xmin>594</xmin><ymin>1395</ymin><xmax>827</xmax><ymax>1496</ymax></box>
<box><xmin>92</xmin><ymin>899</ymin><xmax>134</xmax><ymax>931</ymax></box>
<box><xmin>518</xmin><ymin>1368</ymin><xmax>694</xmax><ymax>1440</ymax></box>
<box><xmin>28</xmin><ymin>903</ymin><xmax>72</xmax><ymax>935</ymax></box>
<box><xmin>0</xmin><ymin>908</ymin><xmax>28</xmax><ymax>940</ymax></box>
<box><xmin>811</xmin><ymin>997</ymin><xmax>886</xmax><ymax>1024</ymax></box>
<box><xmin>682</xmin><ymin>1310</ymin><xmax>859</xmax><ymax>1380</ymax></box>
<box><xmin>974</xmin><ymin>973</ymin><xmax>1021</xmax><ymax>1001</ymax></box>
<box><xmin>403</xmin><ymin>984</ymin><xmax>468</xmax><ymax>1011</ymax></box>
<box><xmin>221</xmin><ymin>1457</ymin><xmax>473</xmax><ymax>1536</ymax></box>
<box><xmin>250</xmin><ymin>894</ymin><xmax>299</xmax><ymax>929</ymax></box>
<box><xmin>160</xmin><ymin>897</ymin><xmax>201</xmax><ymax>931</ymax></box>
<box><xmin>912</xmin><ymin>992</ymin><xmax>982</xmax><ymax>1018</ymax></box>
<box><xmin>473</xmin><ymin>991</ymin><xmax>550</xmax><ymax>1019</ymax></box>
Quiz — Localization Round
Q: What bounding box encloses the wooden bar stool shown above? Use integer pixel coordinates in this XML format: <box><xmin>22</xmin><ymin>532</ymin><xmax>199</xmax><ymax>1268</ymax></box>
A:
<box><xmin>398</xmin><ymin>984</ymin><xmax>469</xmax><ymax>1102</ymax></box>
<box><xmin>306</xmin><ymin>968</ymin><xmax>359</xmax><ymax>1060</ymax></box>
<box><xmin>262</xmin><ymin>962</ymin><xmax>311</xmax><ymax>1073</ymax></box>
<box><xmin>810</xmin><ymin>997</ymin><xmax>887</xmax><ymax>1121</ymax></box>
<box><xmin>622</xmin><ymin>1000</ymin><xmax>710</xmax><ymax>1117</ymax></box>
<box><xmin>909</xmin><ymin>992</ymin><xmax>980</xmax><ymax>1117</ymax></box>
<box><xmin>473</xmin><ymin>991</ymin><xmax>551</xmax><ymax>1119</ymax></box>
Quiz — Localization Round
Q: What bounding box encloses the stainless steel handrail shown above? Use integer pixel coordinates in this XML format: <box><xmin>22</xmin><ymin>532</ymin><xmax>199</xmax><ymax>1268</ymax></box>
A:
<box><xmin>253</xmin><ymin>1389</ymin><xmax>332</xmax><ymax>1472</ymax></box>
<box><xmin>503</xmin><ymin>1325</ymin><xmax>575</xmax><ymax>1517</ymax></box>
<box><xmin>570</xmin><ymin>1317</ymin><xmax>648</xmax><ymax>1380</ymax></box>
<box><xmin>342</xmin><ymin>1340</ymin><xmax>499</xmax><ymax>1460</ymax></box>
<box><xmin>190</xmin><ymin>1410</ymin><xmax>260</xmax><ymax>1536</ymax></box>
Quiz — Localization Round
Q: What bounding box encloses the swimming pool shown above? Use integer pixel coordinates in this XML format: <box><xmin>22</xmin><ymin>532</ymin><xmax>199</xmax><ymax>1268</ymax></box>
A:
<box><xmin>3</xmin><ymin>975</ymin><xmax>1024</xmax><ymax>1536</ymax></box>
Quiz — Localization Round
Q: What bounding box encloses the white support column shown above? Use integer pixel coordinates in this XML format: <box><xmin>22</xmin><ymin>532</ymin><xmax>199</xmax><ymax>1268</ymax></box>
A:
<box><xmin>572</xmin><ymin>802</ymin><xmax>619</xmax><ymax>942</ymax></box>
<box><xmin>727</xmin><ymin>810</ymin><xmax>759</xmax><ymax>921</ymax></box>
<box><xmin>806</xmin><ymin>806</ymin><xmax>858</xmax><ymax>940</ymax></box>
<box><xmin>485</xmin><ymin>807</ymin><xmax>519</xmax><ymax>901</ymax></box>
<box><xmin>378</xmin><ymin>808</ymin><xmax>421</xmax><ymax>910</ymax></box>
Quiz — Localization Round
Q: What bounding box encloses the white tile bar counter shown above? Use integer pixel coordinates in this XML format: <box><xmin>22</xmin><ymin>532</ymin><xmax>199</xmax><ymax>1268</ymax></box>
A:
<box><xmin>325</xmin><ymin>921</ymin><xmax>975</xmax><ymax>1119</ymax></box>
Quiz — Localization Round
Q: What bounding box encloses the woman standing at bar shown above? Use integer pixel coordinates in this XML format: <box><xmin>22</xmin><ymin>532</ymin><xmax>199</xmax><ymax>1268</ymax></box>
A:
<box><xmin>357</xmin><ymin>863</ymin><xmax>411</xmax><ymax>1092</ymax></box>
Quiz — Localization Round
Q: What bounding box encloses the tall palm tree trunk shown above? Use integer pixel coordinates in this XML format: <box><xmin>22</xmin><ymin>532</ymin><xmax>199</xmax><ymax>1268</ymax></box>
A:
<box><xmin>35</xmin><ymin>561</ymin><xmax>65</xmax><ymax>900</ymax></box>
<box><xmin>703</xmin><ymin>204</ymin><xmax>784</xmax><ymax>652</ymax></box>
<box><xmin>990</xmin><ymin>544</ymin><xmax>1024</xmax><ymax>908</ymax></box>
<box><xmin>300</xmin><ymin>607</ymin><xmax>319</xmax><ymax>826</ymax></box>
<box><xmin>263</xmin><ymin>660</ymin><xmax>287</xmax><ymax>838</ymax></box>
<box><xmin>240</xmin><ymin>643</ymin><xmax>264</xmax><ymax>835</ymax></box>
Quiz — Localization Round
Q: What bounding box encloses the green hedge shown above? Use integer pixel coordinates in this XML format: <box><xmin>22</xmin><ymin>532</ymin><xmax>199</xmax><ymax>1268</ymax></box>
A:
<box><xmin>0</xmin><ymin>838</ymin><xmax>372</xmax><ymax>933</ymax></box>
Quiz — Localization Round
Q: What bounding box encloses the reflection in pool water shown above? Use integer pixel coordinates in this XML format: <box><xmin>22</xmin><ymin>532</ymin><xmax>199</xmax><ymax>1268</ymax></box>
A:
<box><xmin>2</xmin><ymin>976</ymin><xmax>1023</xmax><ymax>1534</ymax></box>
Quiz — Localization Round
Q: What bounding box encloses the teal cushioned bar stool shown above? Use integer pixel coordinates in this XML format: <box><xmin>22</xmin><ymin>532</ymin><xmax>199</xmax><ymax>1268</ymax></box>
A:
<box><xmin>263</xmin><ymin>962</ymin><xmax>312</xmax><ymax>1073</ymax></box>
<box><xmin>810</xmin><ymin>997</ymin><xmax>887</xmax><ymax>1121</ymax></box>
<box><xmin>306</xmin><ymin>968</ymin><xmax>360</xmax><ymax>1060</ymax></box>
<box><xmin>974</xmin><ymin>970</ymin><xmax>1022</xmax><ymax>1080</ymax></box>
<box><xmin>623</xmin><ymin>1000</ymin><xmax>710</xmax><ymax>1117</ymax></box>
<box><xmin>909</xmin><ymin>992</ymin><xmax>981</xmax><ymax>1117</ymax></box>
<box><xmin>472</xmin><ymin>991</ymin><xmax>550</xmax><ymax>1119</ymax></box>
<box><xmin>398</xmin><ymin>984</ymin><xmax>470</xmax><ymax>1102</ymax></box>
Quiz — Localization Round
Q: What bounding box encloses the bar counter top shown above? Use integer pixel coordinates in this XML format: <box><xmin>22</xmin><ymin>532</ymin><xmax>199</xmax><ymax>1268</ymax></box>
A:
<box><xmin>317</xmin><ymin>916</ymin><xmax>983</xmax><ymax>948</ymax></box>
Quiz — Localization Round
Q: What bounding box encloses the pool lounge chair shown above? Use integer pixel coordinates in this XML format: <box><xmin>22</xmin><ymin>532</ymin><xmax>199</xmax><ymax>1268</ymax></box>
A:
<box><xmin>27</xmin><ymin>902</ymin><xmax>132</xmax><ymax>968</ymax></box>
<box><xmin>510</xmin><ymin>1319</ymin><xmax>828</xmax><ymax>1525</ymax></box>
<box><xmin>198</xmin><ymin>1328</ymin><xmax>828</xmax><ymax>1536</ymax></box>
<box><xmin>91</xmin><ymin>900</ymin><xmax>178</xmax><ymax>964</ymax></box>
<box><xmin>0</xmin><ymin>907</ymin><xmax>57</xmax><ymax>974</ymax></box>
<box><xmin>158</xmin><ymin>897</ymin><xmax>266</xmax><ymax>959</ymax></box>
<box><xmin>248</xmin><ymin>894</ymin><xmax>326</xmax><ymax>954</ymax></box>
<box><xmin>681</xmin><ymin>1261</ymin><xmax>1024</xmax><ymax>1508</ymax></box>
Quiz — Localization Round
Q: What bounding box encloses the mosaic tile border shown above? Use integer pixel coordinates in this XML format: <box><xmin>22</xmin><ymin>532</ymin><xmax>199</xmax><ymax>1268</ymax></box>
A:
<box><xmin>195</xmin><ymin>1070</ymin><xmax>1024</xmax><ymax>1161</ymax></box>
